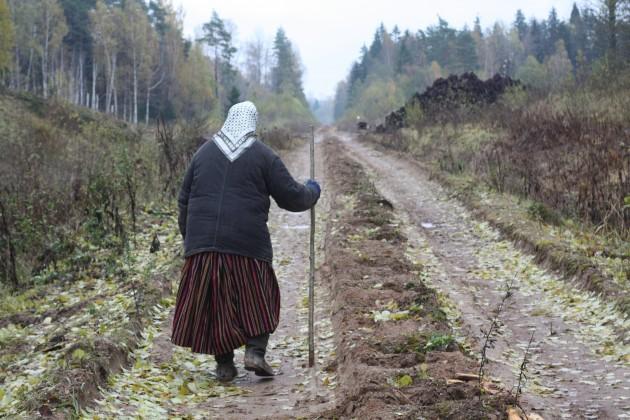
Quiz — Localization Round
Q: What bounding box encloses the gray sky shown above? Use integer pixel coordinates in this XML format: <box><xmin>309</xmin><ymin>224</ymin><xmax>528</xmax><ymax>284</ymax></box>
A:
<box><xmin>172</xmin><ymin>0</ymin><xmax>578</xmax><ymax>99</ymax></box>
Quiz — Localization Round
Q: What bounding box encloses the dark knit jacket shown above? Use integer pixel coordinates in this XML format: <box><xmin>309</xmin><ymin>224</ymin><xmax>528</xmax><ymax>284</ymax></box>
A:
<box><xmin>178</xmin><ymin>138</ymin><xmax>319</xmax><ymax>263</ymax></box>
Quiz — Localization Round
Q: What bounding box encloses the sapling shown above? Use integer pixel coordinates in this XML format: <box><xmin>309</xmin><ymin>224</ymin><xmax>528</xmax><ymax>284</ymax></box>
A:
<box><xmin>478</xmin><ymin>279</ymin><xmax>515</xmax><ymax>400</ymax></box>
<box><xmin>514</xmin><ymin>329</ymin><xmax>536</xmax><ymax>412</ymax></box>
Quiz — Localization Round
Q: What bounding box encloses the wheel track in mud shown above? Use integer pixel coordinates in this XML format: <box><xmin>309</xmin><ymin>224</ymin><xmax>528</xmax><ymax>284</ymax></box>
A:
<box><xmin>190</xmin><ymin>134</ymin><xmax>337</xmax><ymax>418</ymax></box>
<box><xmin>338</xmin><ymin>132</ymin><xmax>630</xmax><ymax>419</ymax></box>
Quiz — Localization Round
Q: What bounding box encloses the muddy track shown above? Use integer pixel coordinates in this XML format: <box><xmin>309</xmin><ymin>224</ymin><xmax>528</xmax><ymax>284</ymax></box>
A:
<box><xmin>319</xmin><ymin>138</ymin><xmax>511</xmax><ymax>419</ymax></box>
<box><xmin>193</xmin><ymin>135</ymin><xmax>337</xmax><ymax>418</ymax></box>
<box><xmin>84</xmin><ymin>135</ymin><xmax>336</xmax><ymax>419</ymax></box>
<box><xmin>339</xmin><ymin>132</ymin><xmax>630</xmax><ymax>419</ymax></box>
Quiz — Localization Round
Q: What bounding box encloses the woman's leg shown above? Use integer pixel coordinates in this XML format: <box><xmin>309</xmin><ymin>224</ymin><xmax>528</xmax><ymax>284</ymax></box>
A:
<box><xmin>244</xmin><ymin>333</ymin><xmax>274</xmax><ymax>376</ymax></box>
<box><xmin>215</xmin><ymin>350</ymin><xmax>237</xmax><ymax>382</ymax></box>
<box><xmin>245</xmin><ymin>333</ymin><xmax>269</xmax><ymax>356</ymax></box>
<box><xmin>215</xmin><ymin>351</ymin><xmax>235</xmax><ymax>365</ymax></box>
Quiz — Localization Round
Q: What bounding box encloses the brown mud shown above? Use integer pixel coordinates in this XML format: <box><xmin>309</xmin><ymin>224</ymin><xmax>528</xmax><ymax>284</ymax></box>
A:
<box><xmin>319</xmin><ymin>138</ymin><xmax>510</xmax><ymax>419</ymax></box>
<box><xmin>339</xmin><ymin>131</ymin><xmax>630</xmax><ymax>419</ymax></box>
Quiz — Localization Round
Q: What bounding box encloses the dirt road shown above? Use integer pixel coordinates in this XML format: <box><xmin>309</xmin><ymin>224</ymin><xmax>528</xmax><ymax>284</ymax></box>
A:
<box><xmin>339</xmin><ymin>132</ymin><xmax>630</xmax><ymax>419</ymax></box>
<box><xmin>82</xmin><ymin>132</ymin><xmax>629</xmax><ymax>419</ymax></box>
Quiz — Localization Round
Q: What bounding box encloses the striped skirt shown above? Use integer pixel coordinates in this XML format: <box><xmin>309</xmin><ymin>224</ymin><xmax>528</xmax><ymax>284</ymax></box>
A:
<box><xmin>171</xmin><ymin>251</ymin><xmax>281</xmax><ymax>355</ymax></box>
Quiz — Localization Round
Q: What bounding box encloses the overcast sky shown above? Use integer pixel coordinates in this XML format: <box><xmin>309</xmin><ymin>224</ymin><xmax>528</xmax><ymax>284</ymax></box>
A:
<box><xmin>172</xmin><ymin>0</ymin><xmax>578</xmax><ymax>99</ymax></box>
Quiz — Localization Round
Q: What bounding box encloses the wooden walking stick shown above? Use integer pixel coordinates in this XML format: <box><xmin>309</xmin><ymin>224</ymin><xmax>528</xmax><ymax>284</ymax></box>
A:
<box><xmin>308</xmin><ymin>125</ymin><xmax>316</xmax><ymax>368</ymax></box>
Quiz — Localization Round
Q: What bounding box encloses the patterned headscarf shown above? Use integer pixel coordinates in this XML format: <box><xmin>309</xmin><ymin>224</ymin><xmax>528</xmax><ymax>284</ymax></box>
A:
<box><xmin>213</xmin><ymin>101</ymin><xmax>258</xmax><ymax>162</ymax></box>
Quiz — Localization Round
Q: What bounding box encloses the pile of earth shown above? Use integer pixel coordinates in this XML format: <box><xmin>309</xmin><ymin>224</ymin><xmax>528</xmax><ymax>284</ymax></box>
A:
<box><xmin>376</xmin><ymin>73</ymin><xmax>520</xmax><ymax>132</ymax></box>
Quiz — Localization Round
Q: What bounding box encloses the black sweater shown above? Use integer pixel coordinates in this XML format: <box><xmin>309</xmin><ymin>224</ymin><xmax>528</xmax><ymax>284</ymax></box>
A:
<box><xmin>178</xmin><ymin>138</ymin><xmax>319</xmax><ymax>262</ymax></box>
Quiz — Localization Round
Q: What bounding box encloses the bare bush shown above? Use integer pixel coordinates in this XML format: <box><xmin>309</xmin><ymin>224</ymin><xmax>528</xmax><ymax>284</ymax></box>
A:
<box><xmin>491</xmin><ymin>103</ymin><xmax>629</xmax><ymax>233</ymax></box>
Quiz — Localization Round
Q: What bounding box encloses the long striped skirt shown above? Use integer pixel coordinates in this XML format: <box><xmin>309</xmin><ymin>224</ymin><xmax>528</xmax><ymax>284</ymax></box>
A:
<box><xmin>171</xmin><ymin>251</ymin><xmax>281</xmax><ymax>355</ymax></box>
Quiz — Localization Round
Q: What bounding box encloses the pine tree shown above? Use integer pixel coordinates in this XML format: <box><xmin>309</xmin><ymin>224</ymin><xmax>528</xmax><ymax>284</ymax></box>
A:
<box><xmin>547</xmin><ymin>8</ymin><xmax>562</xmax><ymax>55</ymax></box>
<box><xmin>148</xmin><ymin>1</ymin><xmax>167</xmax><ymax>36</ymax></box>
<box><xmin>528</xmin><ymin>19</ymin><xmax>546</xmax><ymax>62</ymax></box>
<box><xmin>454</xmin><ymin>29</ymin><xmax>478</xmax><ymax>73</ymax></box>
<box><xmin>601</xmin><ymin>0</ymin><xmax>620</xmax><ymax>66</ymax></box>
<box><xmin>200</xmin><ymin>11</ymin><xmax>225</xmax><ymax>98</ymax></box>
<box><xmin>570</xmin><ymin>2</ymin><xmax>587</xmax><ymax>54</ymax></box>
<box><xmin>369</xmin><ymin>24</ymin><xmax>384</xmax><ymax>59</ymax></box>
<box><xmin>227</xmin><ymin>85</ymin><xmax>240</xmax><ymax>109</ymax></box>
<box><xmin>473</xmin><ymin>17</ymin><xmax>483</xmax><ymax>40</ymax></box>
<box><xmin>271</xmin><ymin>28</ymin><xmax>306</xmax><ymax>103</ymax></box>
<box><xmin>514</xmin><ymin>10</ymin><xmax>528</xmax><ymax>41</ymax></box>
<box><xmin>396</xmin><ymin>33</ymin><xmax>413</xmax><ymax>74</ymax></box>
<box><xmin>426</xmin><ymin>18</ymin><xmax>456</xmax><ymax>69</ymax></box>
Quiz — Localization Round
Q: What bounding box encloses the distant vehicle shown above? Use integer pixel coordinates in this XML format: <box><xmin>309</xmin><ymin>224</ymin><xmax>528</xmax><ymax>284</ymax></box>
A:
<box><xmin>357</xmin><ymin>121</ymin><xmax>368</xmax><ymax>130</ymax></box>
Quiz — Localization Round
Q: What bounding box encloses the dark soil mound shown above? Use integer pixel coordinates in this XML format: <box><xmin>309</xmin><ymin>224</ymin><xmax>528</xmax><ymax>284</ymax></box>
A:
<box><xmin>377</xmin><ymin>73</ymin><xmax>519</xmax><ymax>132</ymax></box>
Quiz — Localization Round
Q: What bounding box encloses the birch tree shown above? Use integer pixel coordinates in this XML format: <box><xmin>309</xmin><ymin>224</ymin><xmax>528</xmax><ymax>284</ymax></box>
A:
<box><xmin>123</xmin><ymin>1</ymin><xmax>152</xmax><ymax>124</ymax></box>
<box><xmin>35</xmin><ymin>0</ymin><xmax>67</xmax><ymax>98</ymax></box>
<box><xmin>90</xmin><ymin>1</ymin><xmax>120</xmax><ymax>113</ymax></box>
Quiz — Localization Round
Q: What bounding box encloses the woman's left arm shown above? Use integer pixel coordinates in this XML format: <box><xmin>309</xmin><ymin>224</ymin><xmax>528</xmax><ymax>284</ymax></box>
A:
<box><xmin>267</xmin><ymin>156</ymin><xmax>320</xmax><ymax>212</ymax></box>
<box><xmin>178</xmin><ymin>161</ymin><xmax>195</xmax><ymax>239</ymax></box>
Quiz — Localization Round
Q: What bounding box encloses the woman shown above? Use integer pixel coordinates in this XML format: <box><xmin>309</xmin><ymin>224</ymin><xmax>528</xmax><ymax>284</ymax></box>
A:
<box><xmin>171</xmin><ymin>101</ymin><xmax>320</xmax><ymax>382</ymax></box>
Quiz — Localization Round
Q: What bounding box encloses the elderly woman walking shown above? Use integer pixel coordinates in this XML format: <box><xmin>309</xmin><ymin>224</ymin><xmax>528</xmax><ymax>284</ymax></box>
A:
<box><xmin>171</xmin><ymin>101</ymin><xmax>320</xmax><ymax>382</ymax></box>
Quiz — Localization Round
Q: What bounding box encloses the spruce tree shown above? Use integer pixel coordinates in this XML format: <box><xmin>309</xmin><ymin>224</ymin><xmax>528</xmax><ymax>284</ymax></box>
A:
<box><xmin>271</xmin><ymin>28</ymin><xmax>306</xmax><ymax>103</ymax></box>
<box><xmin>514</xmin><ymin>10</ymin><xmax>528</xmax><ymax>41</ymax></box>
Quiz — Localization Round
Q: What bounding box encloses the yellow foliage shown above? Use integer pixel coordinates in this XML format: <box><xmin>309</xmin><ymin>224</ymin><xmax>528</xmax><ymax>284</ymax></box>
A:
<box><xmin>0</xmin><ymin>0</ymin><xmax>13</xmax><ymax>70</ymax></box>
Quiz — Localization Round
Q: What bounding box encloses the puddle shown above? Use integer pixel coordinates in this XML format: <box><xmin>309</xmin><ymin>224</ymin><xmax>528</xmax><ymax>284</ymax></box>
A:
<box><xmin>281</xmin><ymin>224</ymin><xmax>310</xmax><ymax>230</ymax></box>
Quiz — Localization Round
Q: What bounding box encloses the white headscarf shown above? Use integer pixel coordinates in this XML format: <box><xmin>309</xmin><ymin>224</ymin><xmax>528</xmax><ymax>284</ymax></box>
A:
<box><xmin>213</xmin><ymin>101</ymin><xmax>258</xmax><ymax>162</ymax></box>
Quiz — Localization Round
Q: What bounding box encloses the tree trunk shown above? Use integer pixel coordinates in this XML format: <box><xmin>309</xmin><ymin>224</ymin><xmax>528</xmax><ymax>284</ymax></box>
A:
<box><xmin>145</xmin><ymin>72</ymin><xmax>164</xmax><ymax>125</ymax></box>
<box><xmin>112</xmin><ymin>55</ymin><xmax>118</xmax><ymax>115</ymax></box>
<box><xmin>42</xmin><ymin>7</ymin><xmax>50</xmax><ymax>99</ymax></box>
<box><xmin>27</xmin><ymin>47</ymin><xmax>33</xmax><ymax>92</ymax></box>
<box><xmin>0</xmin><ymin>197</ymin><xmax>19</xmax><ymax>288</ymax></box>
<box><xmin>145</xmin><ymin>87</ymin><xmax>150</xmax><ymax>125</ymax></box>
<box><xmin>58</xmin><ymin>45</ymin><xmax>64</xmax><ymax>99</ymax></box>
<box><xmin>14</xmin><ymin>46</ymin><xmax>20</xmax><ymax>91</ymax></box>
<box><xmin>8</xmin><ymin>0</ymin><xmax>18</xmax><ymax>90</ymax></box>
<box><xmin>79</xmin><ymin>49</ymin><xmax>84</xmax><ymax>106</ymax></box>
<box><xmin>105</xmin><ymin>54</ymin><xmax>112</xmax><ymax>112</ymax></box>
<box><xmin>133</xmin><ymin>62</ymin><xmax>138</xmax><ymax>124</ymax></box>
<box><xmin>92</xmin><ymin>61</ymin><xmax>97</xmax><ymax>110</ymax></box>
<box><xmin>123</xmin><ymin>90</ymin><xmax>127</xmax><ymax>121</ymax></box>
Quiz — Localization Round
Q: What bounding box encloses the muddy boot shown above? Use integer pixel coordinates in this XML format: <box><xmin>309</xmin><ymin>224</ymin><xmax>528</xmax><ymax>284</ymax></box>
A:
<box><xmin>215</xmin><ymin>352</ymin><xmax>237</xmax><ymax>382</ymax></box>
<box><xmin>244</xmin><ymin>334</ymin><xmax>274</xmax><ymax>377</ymax></box>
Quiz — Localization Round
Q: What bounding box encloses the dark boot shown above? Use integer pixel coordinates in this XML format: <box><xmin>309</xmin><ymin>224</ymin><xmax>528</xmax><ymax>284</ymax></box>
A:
<box><xmin>244</xmin><ymin>334</ymin><xmax>274</xmax><ymax>377</ymax></box>
<box><xmin>215</xmin><ymin>351</ymin><xmax>237</xmax><ymax>382</ymax></box>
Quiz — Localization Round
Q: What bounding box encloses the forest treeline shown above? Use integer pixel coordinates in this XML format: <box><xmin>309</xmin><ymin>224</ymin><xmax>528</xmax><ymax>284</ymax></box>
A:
<box><xmin>335</xmin><ymin>1</ymin><xmax>630</xmax><ymax>122</ymax></box>
<box><xmin>0</xmin><ymin>0</ymin><xmax>314</xmax><ymax>288</ymax></box>
<box><xmin>0</xmin><ymin>0</ymin><xmax>312</xmax><ymax>126</ymax></box>
<box><xmin>350</xmin><ymin>3</ymin><xmax>629</xmax><ymax>236</ymax></box>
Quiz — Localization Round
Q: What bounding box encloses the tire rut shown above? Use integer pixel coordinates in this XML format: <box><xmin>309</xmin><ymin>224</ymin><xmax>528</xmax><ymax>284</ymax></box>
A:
<box><xmin>339</xmin><ymin>132</ymin><xmax>630</xmax><ymax>419</ymax></box>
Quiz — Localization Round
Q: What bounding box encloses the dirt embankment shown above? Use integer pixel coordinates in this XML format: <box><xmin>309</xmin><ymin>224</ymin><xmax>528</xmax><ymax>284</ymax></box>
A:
<box><xmin>320</xmin><ymin>138</ymin><xmax>511</xmax><ymax>418</ymax></box>
<box><xmin>0</xmin><ymin>209</ymin><xmax>180</xmax><ymax>418</ymax></box>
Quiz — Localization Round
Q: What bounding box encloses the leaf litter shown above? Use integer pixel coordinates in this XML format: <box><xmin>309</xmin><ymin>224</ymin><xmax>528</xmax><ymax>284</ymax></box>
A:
<box><xmin>84</xmin><ymin>141</ymin><xmax>337</xmax><ymax>418</ymax></box>
<box><xmin>344</xmin><ymin>133</ymin><xmax>630</xmax><ymax>418</ymax></box>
